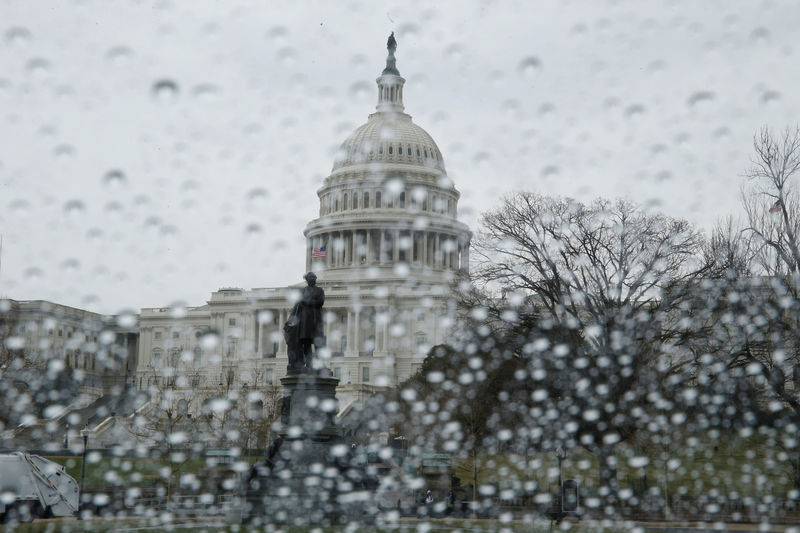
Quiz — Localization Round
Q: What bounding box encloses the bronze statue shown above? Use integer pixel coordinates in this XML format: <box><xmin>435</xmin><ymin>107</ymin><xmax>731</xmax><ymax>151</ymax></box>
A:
<box><xmin>387</xmin><ymin>31</ymin><xmax>397</xmax><ymax>53</ymax></box>
<box><xmin>284</xmin><ymin>272</ymin><xmax>325</xmax><ymax>373</ymax></box>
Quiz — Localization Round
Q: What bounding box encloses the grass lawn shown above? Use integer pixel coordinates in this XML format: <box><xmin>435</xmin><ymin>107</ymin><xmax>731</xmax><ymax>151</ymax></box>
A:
<box><xmin>452</xmin><ymin>428</ymin><xmax>798</xmax><ymax>502</ymax></box>
<box><xmin>2</xmin><ymin>517</ymin><xmax>630</xmax><ymax>533</ymax></box>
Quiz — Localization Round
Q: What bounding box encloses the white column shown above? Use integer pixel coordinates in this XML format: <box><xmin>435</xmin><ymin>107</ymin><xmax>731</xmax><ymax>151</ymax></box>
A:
<box><xmin>435</xmin><ymin>234</ymin><xmax>441</xmax><ymax>268</ymax></box>
<box><xmin>393</xmin><ymin>230</ymin><xmax>400</xmax><ymax>262</ymax></box>
<box><xmin>374</xmin><ymin>307</ymin><xmax>381</xmax><ymax>353</ymax></box>
<box><xmin>346</xmin><ymin>310</ymin><xmax>355</xmax><ymax>356</ymax></box>
<box><xmin>366</xmin><ymin>230</ymin><xmax>373</xmax><ymax>265</ymax></box>
<box><xmin>278</xmin><ymin>309</ymin><xmax>287</xmax><ymax>355</ymax></box>
<box><xmin>379</xmin><ymin>230</ymin><xmax>385</xmax><ymax>265</ymax></box>
<box><xmin>353</xmin><ymin>308</ymin><xmax>360</xmax><ymax>356</ymax></box>
<box><xmin>422</xmin><ymin>232</ymin><xmax>428</xmax><ymax>266</ymax></box>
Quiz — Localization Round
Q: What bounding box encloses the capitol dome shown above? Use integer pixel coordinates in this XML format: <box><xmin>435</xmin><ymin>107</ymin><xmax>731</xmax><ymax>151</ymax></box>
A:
<box><xmin>332</xmin><ymin>112</ymin><xmax>446</xmax><ymax>173</ymax></box>
<box><xmin>304</xmin><ymin>33</ymin><xmax>471</xmax><ymax>286</ymax></box>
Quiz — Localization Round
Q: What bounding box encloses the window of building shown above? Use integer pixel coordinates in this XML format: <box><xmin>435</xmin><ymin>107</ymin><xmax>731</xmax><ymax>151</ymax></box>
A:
<box><xmin>172</xmin><ymin>331</ymin><xmax>179</xmax><ymax>339</ymax></box>
<box><xmin>229</xmin><ymin>318</ymin><xmax>236</xmax><ymax>326</ymax></box>
<box><xmin>398</xmin><ymin>145</ymin><xmax>402</xmax><ymax>155</ymax></box>
<box><xmin>154</xmin><ymin>331</ymin><xmax>162</xmax><ymax>339</ymax></box>
<box><xmin>343</xmin><ymin>193</ymin><xmax>348</xmax><ymax>210</ymax></box>
<box><xmin>399</xmin><ymin>192</ymin><xmax>405</xmax><ymax>208</ymax></box>
<box><xmin>266</xmin><ymin>368</ymin><xmax>274</xmax><ymax>384</ymax></box>
<box><xmin>192</xmin><ymin>377</ymin><xmax>200</xmax><ymax>388</ymax></box>
<box><xmin>364</xmin><ymin>192</ymin><xmax>369</xmax><ymax>208</ymax></box>
<box><xmin>362</xmin><ymin>366</ymin><xmax>370</xmax><ymax>383</ymax></box>
<box><xmin>353</xmin><ymin>194</ymin><xmax>358</xmax><ymax>209</ymax></box>
<box><xmin>418</xmin><ymin>313</ymin><xmax>425</xmax><ymax>322</ymax></box>
<box><xmin>416</xmin><ymin>146</ymin><xmax>421</xmax><ymax>157</ymax></box>
<box><xmin>58</xmin><ymin>329</ymin><xmax>62</xmax><ymax>337</ymax></box>
<box><xmin>378</xmin><ymin>144</ymin><xmax>383</xmax><ymax>155</ymax></box>
<box><xmin>376</xmin><ymin>191</ymin><xmax>382</xmax><ymax>207</ymax></box>
<box><xmin>388</xmin><ymin>145</ymin><xmax>393</xmax><ymax>155</ymax></box>
<box><xmin>340</xmin><ymin>337</ymin><xmax>347</xmax><ymax>354</ymax></box>
<box><xmin>333</xmin><ymin>367</ymin><xmax>341</xmax><ymax>379</ymax></box>
<box><xmin>193</xmin><ymin>347</ymin><xmax>202</xmax><ymax>366</ymax></box>
<box><xmin>416</xmin><ymin>336</ymin><xmax>426</xmax><ymax>346</ymax></box>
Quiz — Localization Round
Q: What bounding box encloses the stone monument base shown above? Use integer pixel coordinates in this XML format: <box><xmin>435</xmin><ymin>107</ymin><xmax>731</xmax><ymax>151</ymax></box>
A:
<box><xmin>241</xmin><ymin>373</ymin><xmax>377</xmax><ymax>526</ymax></box>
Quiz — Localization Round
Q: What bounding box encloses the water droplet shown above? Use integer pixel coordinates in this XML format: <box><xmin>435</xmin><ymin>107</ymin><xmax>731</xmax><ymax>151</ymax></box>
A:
<box><xmin>4</xmin><ymin>336</ymin><xmax>25</xmax><ymax>350</ymax></box>
<box><xmin>538</xmin><ymin>103</ymin><xmax>555</xmax><ymax>117</ymax></box>
<box><xmin>761</xmin><ymin>90</ymin><xmax>781</xmax><ymax>104</ymax></box>
<box><xmin>541</xmin><ymin>166</ymin><xmax>560</xmax><ymax>178</ymax></box>
<box><xmin>5</xmin><ymin>27</ymin><xmax>32</xmax><ymax>47</ymax></box>
<box><xmin>444</xmin><ymin>44</ymin><xmax>464</xmax><ymax>62</ymax></box>
<box><xmin>103</xmin><ymin>169</ymin><xmax>127</xmax><ymax>187</ymax></box>
<box><xmin>246</xmin><ymin>188</ymin><xmax>269</xmax><ymax>206</ymax></box>
<box><xmin>687</xmin><ymin>91</ymin><xmax>715</xmax><ymax>107</ymax></box>
<box><xmin>63</xmin><ymin>199</ymin><xmax>86</xmax><ymax>216</ymax></box>
<box><xmin>26</xmin><ymin>58</ymin><xmax>51</xmax><ymax>76</ymax></box>
<box><xmin>266</xmin><ymin>26</ymin><xmax>288</xmax><ymax>41</ymax></box>
<box><xmin>518</xmin><ymin>57</ymin><xmax>541</xmax><ymax>78</ymax></box>
<box><xmin>24</xmin><ymin>267</ymin><xmax>43</xmax><ymax>281</ymax></box>
<box><xmin>10</xmin><ymin>199</ymin><xmax>30</xmax><ymax>215</ymax></box>
<box><xmin>106</xmin><ymin>46</ymin><xmax>133</xmax><ymax>66</ymax></box>
<box><xmin>624</xmin><ymin>104</ymin><xmax>645</xmax><ymax>118</ymax></box>
<box><xmin>348</xmin><ymin>81</ymin><xmax>371</xmax><ymax>101</ymax></box>
<box><xmin>245</xmin><ymin>223</ymin><xmax>262</xmax><ymax>236</ymax></box>
<box><xmin>750</xmin><ymin>27</ymin><xmax>770</xmax><ymax>44</ymax></box>
<box><xmin>116</xmin><ymin>310</ymin><xmax>137</xmax><ymax>328</ymax></box>
<box><xmin>104</xmin><ymin>201</ymin><xmax>123</xmax><ymax>213</ymax></box>
<box><xmin>53</xmin><ymin>144</ymin><xmax>75</xmax><ymax>159</ymax></box>
<box><xmin>192</xmin><ymin>84</ymin><xmax>219</xmax><ymax>101</ymax></box>
<box><xmin>277</xmin><ymin>47</ymin><xmax>296</xmax><ymax>66</ymax></box>
<box><xmin>152</xmin><ymin>79</ymin><xmax>179</xmax><ymax>102</ymax></box>
<box><xmin>60</xmin><ymin>258</ymin><xmax>80</xmax><ymax>273</ymax></box>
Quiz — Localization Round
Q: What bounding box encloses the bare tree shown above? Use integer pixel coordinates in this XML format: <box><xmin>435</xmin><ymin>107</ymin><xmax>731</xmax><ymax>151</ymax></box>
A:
<box><xmin>742</xmin><ymin>126</ymin><xmax>800</xmax><ymax>277</ymax></box>
<box><xmin>468</xmin><ymin>193</ymin><xmax>706</xmax><ymax>502</ymax></box>
<box><xmin>129</xmin><ymin>367</ymin><xmax>199</xmax><ymax>499</ymax></box>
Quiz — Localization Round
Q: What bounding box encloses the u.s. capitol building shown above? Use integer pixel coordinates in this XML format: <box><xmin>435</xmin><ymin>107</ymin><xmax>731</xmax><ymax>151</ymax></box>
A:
<box><xmin>135</xmin><ymin>36</ymin><xmax>471</xmax><ymax>409</ymax></box>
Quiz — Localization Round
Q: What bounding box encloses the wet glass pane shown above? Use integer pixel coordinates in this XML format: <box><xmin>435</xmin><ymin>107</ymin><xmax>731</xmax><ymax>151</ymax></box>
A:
<box><xmin>1</xmin><ymin>1</ymin><xmax>800</xmax><ymax>530</ymax></box>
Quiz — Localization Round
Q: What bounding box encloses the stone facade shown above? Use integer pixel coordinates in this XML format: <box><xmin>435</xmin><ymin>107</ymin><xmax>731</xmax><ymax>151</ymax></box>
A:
<box><xmin>0</xmin><ymin>298</ymin><xmax>138</xmax><ymax>398</ymax></box>
<box><xmin>135</xmin><ymin>39</ymin><xmax>471</xmax><ymax>409</ymax></box>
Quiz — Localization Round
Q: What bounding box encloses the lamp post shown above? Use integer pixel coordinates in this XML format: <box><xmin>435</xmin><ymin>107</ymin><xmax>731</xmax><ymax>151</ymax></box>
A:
<box><xmin>79</xmin><ymin>425</ymin><xmax>89</xmax><ymax>517</ymax></box>
<box><xmin>555</xmin><ymin>447</ymin><xmax>567</xmax><ymax>518</ymax></box>
<box><xmin>64</xmin><ymin>422</ymin><xmax>70</xmax><ymax>449</ymax></box>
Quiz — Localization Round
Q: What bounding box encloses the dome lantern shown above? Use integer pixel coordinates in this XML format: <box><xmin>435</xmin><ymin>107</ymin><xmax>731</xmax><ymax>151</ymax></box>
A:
<box><xmin>376</xmin><ymin>32</ymin><xmax>405</xmax><ymax>113</ymax></box>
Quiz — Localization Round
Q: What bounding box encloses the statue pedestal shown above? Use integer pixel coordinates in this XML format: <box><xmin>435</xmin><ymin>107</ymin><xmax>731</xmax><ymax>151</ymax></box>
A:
<box><xmin>279</xmin><ymin>374</ymin><xmax>340</xmax><ymax>440</ymax></box>
<box><xmin>242</xmin><ymin>373</ymin><xmax>376</xmax><ymax>526</ymax></box>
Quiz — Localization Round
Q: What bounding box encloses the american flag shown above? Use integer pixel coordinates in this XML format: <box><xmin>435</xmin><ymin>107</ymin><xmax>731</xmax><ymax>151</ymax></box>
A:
<box><xmin>769</xmin><ymin>199</ymin><xmax>783</xmax><ymax>213</ymax></box>
<box><xmin>311</xmin><ymin>245</ymin><xmax>327</xmax><ymax>258</ymax></box>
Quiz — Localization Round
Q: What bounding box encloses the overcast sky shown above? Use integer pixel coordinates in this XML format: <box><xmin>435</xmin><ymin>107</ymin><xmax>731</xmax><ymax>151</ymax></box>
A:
<box><xmin>1</xmin><ymin>0</ymin><xmax>799</xmax><ymax>314</ymax></box>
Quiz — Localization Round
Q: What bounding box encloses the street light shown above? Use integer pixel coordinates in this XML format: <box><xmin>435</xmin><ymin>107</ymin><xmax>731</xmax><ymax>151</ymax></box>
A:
<box><xmin>64</xmin><ymin>422</ymin><xmax>70</xmax><ymax>449</ymax></box>
<box><xmin>79</xmin><ymin>425</ymin><xmax>89</xmax><ymax>516</ymax></box>
<box><xmin>555</xmin><ymin>447</ymin><xmax>567</xmax><ymax>520</ymax></box>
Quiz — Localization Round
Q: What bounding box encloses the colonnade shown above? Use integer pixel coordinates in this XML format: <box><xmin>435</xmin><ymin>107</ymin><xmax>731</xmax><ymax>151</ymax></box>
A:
<box><xmin>306</xmin><ymin>229</ymin><xmax>469</xmax><ymax>272</ymax></box>
<box><xmin>255</xmin><ymin>306</ymin><xmax>392</xmax><ymax>358</ymax></box>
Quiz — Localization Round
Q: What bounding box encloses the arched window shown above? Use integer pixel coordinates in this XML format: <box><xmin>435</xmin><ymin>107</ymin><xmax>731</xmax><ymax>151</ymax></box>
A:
<box><xmin>407</xmin><ymin>145</ymin><xmax>412</xmax><ymax>158</ymax></box>
<box><xmin>343</xmin><ymin>193</ymin><xmax>348</xmax><ymax>210</ymax></box>
<box><xmin>335</xmin><ymin>198</ymin><xmax>339</xmax><ymax>211</ymax></box>
<box><xmin>388</xmin><ymin>145</ymin><xmax>393</xmax><ymax>155</ymax></box>
<box><xmin>416</xmin><ymin>146</ymin><xmax>421</xmax><ymax>157</ymax></box>
<box><xmin>379</xmin><ymin>144</ymin><xmax>383</xmax><ymax>155</ymax></box>
<box><xmin>424</xmin><ymin>149</ymin><xmax>429</xmax><ymax>158</ymax></box>
<box><xmin>399</xmin><ymin>192</ymin><xmax>406</xmax><ymax>208</ymax></box>
<box><xmin>364</xmin><ymin>192</ymin><xmax>370</xmax><ymax>208</ymax></box>
<box><xmin>376</xmin><ymin>191</ymin><xmax>382</xmax><ymax>208</ymax></box>
<box><xmin>353</xmin><ymin>194</ymin><xmax>358</xmax><ymax>209</ymax></box>
<box><xmin>398</xmin><ymin>145</ymin><xmax>403</xmax><ymax>155</ymax></box>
